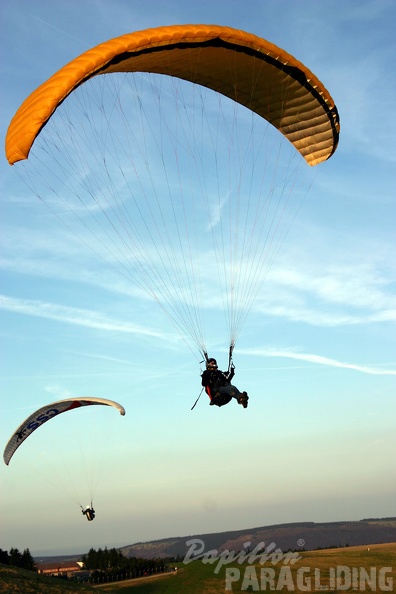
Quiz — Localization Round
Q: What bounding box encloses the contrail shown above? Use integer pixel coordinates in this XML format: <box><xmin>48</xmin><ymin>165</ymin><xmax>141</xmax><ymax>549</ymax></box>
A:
<box><xmin>240</xmin><ymin>347</ymin><xmax>396</xmax><ymax>376</ymax></box>
<box><xmin>28</xmin><ymin>13</ymin><xmax>92</xmax><ymax>49</ymax></box>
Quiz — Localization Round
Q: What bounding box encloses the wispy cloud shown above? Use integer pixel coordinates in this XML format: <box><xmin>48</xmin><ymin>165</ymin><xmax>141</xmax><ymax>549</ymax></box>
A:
<box><xmin>2</xmin><ymin>229</ymin><xmax>395</xmax><ymax>329</ymax></box>
<box><xmin>207</xmin><ymin>193</ymin><xmax>230</xmax><ymax>231</ymax></box>
<box><xmin>44</xmin><ymin>384</ymin><xmax>76</xmax><ymax>399</ymax></box>
<box><xmin>252</xmin><ymin>232</ymin><xmax>396</xmax><ymax>326</ymax></box>
<box><xmin>0</xmin><ymin>294</ymin><xmax>171</xmax><ymax>340</ymax></box>
<box><xmin>241</xmin><ymin>347</ymin><xmax>396</xmax><ymax>376</ymax></box>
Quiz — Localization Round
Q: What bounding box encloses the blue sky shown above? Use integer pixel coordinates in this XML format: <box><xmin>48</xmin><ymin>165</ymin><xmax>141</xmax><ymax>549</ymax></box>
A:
<box><xmin>1</xmin><ymin>0</ymin><xmax>395</xmax><ymax>557</ymax></box>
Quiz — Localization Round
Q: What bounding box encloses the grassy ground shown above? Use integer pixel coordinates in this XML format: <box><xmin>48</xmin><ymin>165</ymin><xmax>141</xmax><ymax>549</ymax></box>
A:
<box><xmin>97</xmin><ymin>544</ymin><xmax>396</xmax><ymax>594</ymax></box>
<box><xmin>0</xmin><ymin>563</ymin><xmax>96</xmax><ymax>593</ymax></box>
<box><xmin>98</xmin><ymin>542</ymin><xmax>396</xmax><ymax>593</ymax></box>
<box><xmin>1</xmin><ymin>543</ymin><xmax>395</xmax><ymax>592</ymax></box>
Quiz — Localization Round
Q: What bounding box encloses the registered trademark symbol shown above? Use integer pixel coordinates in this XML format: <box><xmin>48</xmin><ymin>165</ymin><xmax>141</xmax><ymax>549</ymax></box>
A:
<box><xmin>297</xmin><ymin>539</ymin><xmax>305</xmax><ymax>547</ymax></box>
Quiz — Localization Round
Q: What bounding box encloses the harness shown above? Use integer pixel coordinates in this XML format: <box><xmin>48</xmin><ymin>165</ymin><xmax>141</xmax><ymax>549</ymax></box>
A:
<box><xmin>191</xmin><ymin>343</ymin><xmax>235</xmax><ymax>410</ymax></box>
<box><xmin>209</xmin><ymin>391</ymin><xmax>232</xmax><ymax>407</ymax></box>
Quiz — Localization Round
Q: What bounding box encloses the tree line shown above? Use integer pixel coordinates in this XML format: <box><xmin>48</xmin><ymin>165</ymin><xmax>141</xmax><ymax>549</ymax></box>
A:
<box><xmin>0</xmin><ymin>547</ymin><xmax>36</xmax><ymax>570</ymax></box>
<box><xmin>82</xmin><ymin>546</ymin><xmax>174</xmax><ymax>578</ymax></box>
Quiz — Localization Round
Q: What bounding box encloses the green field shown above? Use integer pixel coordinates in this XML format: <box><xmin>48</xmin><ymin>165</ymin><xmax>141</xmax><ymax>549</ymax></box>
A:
<box><xmin>1</xmin><ymin>543</ymin><xmax>395</xmax><ymax>593</ymax></box>
<box><xmin>98</xmin><ymin>542</ymin><xmax>396</xmax><ymax>593</ymax></box>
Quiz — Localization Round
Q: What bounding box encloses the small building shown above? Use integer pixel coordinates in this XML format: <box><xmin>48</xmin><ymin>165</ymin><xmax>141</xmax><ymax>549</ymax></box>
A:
<box><xmin>36</xmin><ymin>560</ymin><xmax>84</xmax><ymax>576</ymax></box>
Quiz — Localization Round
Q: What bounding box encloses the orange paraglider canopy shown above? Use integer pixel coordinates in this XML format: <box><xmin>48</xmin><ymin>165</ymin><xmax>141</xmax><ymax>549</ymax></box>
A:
<box><xmin>5</xmin><ymin>24</ymin><xmax>339</xmax><ymax>167</ymax></box>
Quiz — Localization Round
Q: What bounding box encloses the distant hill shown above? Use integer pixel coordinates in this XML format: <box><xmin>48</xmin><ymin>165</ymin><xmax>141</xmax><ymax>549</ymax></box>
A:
<box><xmin>34</xmin><ymin>517</ymin><xmax>396</xmax><ymax>564</ymax></box>
<box><xmin>119</xmin><ymin>517</ymin><xmax>396</xmax><ymax>559</ymax></box>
